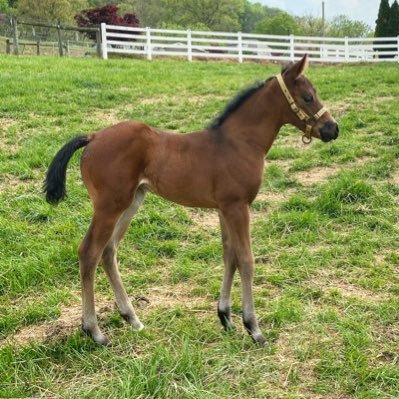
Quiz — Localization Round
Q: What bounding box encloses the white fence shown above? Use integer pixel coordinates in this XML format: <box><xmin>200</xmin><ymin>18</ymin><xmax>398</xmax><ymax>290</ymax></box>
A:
<box><xmin>100</xmin><ymin>23</ymin><xmax>399</xmax><ymax>63</ymax></box>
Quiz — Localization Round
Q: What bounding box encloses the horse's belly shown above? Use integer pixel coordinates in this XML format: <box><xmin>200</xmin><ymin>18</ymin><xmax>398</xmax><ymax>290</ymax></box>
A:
<box><xmin>141</xmin><ymin>175</ymin><xmax>218</xmax><ymax>208</ymax></box>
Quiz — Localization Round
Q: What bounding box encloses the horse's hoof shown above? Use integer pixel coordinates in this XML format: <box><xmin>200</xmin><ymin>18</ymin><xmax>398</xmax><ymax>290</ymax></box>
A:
<box><xmin>251</xmin><ymin>332</ymin><xmax>266</xmax><ymax>346</ymax></box>
<box><xmin>81</xmin><ymin>326</ymin><xmax>110</xmax><ymax>346</ymax></box>
<box><xmin>217</xmin><ymin>306</ymin><xmax>235</xmax><ymax>331</ymax></box>
<box><xmin>120</xmin><ymin>313</ymin><xmax>144</xmax><ymax>331</ymax></box>
<box><xmin>131</xmin><ymin>320</ymin><xmax>144</xmax><ymax>331</ymax></box>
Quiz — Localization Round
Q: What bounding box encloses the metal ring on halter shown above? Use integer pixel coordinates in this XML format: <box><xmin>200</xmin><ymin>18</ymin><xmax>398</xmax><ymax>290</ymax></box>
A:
<box><xmin>302</xmin><ymin>135</ymin><xmax>312</xmax><ymax>144</ymax></box>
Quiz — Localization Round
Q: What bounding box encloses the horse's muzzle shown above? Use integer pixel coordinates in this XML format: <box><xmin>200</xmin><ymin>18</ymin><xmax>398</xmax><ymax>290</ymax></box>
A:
<box><xmin>320</xmin><ymin>121</ymin><xmax>339</xmax><ymax>142</ymax></box>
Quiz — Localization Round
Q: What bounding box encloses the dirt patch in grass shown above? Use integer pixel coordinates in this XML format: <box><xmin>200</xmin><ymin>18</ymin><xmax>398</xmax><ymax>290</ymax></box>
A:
<box><xmin>2</xmin><ymin>283</ymin><xmax>211</xmax><ymax>347</ymax></box>
<box><xmin>255</xmin><ymin>189</ymin><xmax>295</xmax><ymax>203</ymax></box>
<box><xmin>188</xmin><ymin>209</ymin><xmax>220</xmax><ymax>230</ymax></box>
<box><xmin>308</xmin><ymin>271</ymin><xmax>390</xmax><ymax>302</ymax></box>
<box><xmin>0</xmin><ymin>117</ymin><xmax>17</xmax><ymax>132</ymax></box>
<box><xmin>324</xmin><ymin>100</ymin><xmax>353</xmax><ymax>117</ymax></box>
<box><xmin>276</xmin><ymin>134</ymin><xmax>314</xmax><ymax>151</ymax></box>
<box><xmin>3</xmin><ymin>300</ymin><xmax>114</xmax><ymax>347</ymax></box>
<box><xmin>0</xmin><ymin>174</ymin><xmax>22</xmax><ymax>191</ymax></box>
<box><xmin>140</xmin><ymin>283</ymin><xmax>209</xmax><ymax>311</ymax></box>
<box><xmin>274</xmin><ymin>324</ymin><xmax>345</xmax><ymax>399</ymax></box>
<box><xmin>0</xmin><ymin>170</ymin><xmax>43</xmax><ymax>192</ymax></box>
<box><xmin>392</xmin><ymin>170</ymin><xmax>399</xmax><ymax>185</ymax></box>
<box><xmin>294</xmin><ymin>166</ymin><xmax>338</xmax><ymax>186</ymax></box>
<box><xmin>89</xmin><ymin>109</ymin><xmax>122</xmax><ymax>127</ymax></box>
<box><xmin>268</xmin><ymin>159</ymin><xmax>294</xmax><ymax>169</ymax></box>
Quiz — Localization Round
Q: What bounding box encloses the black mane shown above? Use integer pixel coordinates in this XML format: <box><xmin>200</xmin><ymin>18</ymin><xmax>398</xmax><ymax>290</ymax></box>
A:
<box><xmin>209</xmin><ymin>77</ymin><xmax>273</xmax><ymax>129</ymax></box>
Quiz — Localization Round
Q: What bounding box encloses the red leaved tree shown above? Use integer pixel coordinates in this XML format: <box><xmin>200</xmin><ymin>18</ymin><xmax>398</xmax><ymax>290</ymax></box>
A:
<box><xmin>75</xmin><ymin>4</ymin><xmax>140</xmax><ymax>40</ymax></box>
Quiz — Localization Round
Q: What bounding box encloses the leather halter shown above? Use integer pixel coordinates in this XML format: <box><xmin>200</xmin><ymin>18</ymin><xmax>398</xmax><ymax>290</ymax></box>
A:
<box><xmin>276</xmin><ymin>73</ymin><xmax>328</xmax><ymax>144</ymax></box>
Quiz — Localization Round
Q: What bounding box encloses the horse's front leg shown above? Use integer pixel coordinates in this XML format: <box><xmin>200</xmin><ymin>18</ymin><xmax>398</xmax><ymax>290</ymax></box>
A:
<box><xmin>217</xmin><ymin>211</ymin><xmax>237</xmax><ymax>330</ymax></box>
<box><xmin>219</xmin><ymin>202</ymin><xmax>266</xmax><ymax>345</ymax></box>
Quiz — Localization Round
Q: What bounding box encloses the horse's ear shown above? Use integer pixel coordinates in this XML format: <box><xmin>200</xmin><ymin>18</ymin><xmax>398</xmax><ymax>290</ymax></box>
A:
<box><xmin>283</xmin><ymin>54</ymin><xmax>309</xmax><ymax>80</ymax></box>
<box><xmin>281</xmin><ymin>62</ymin><xmax>293</xmax><ymax>74</ymax></box>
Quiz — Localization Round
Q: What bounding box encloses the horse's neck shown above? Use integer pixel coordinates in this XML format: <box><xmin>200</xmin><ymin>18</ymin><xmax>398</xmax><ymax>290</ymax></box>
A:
<box><xmin>221</xmin><ymin>85</ymin><xmax>285</xmax><ymax>154</ymax></box>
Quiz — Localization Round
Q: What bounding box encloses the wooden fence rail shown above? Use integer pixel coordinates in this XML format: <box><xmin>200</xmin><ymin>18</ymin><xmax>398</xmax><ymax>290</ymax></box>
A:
<box><xmin>7</xmin><ymin>17</ymin><xmax>102</xmax><ymax>58</ymax></box>
<box><xmin>101</xmin><ymin>23</ymin><xmax>399</xmax><ymax>63</ymax></box>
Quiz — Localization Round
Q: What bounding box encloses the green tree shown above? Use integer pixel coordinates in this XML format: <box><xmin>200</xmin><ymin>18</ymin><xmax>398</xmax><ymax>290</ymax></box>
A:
<box><xmin>255</xmin><ymin>12</ymin><xmax>298</xmax><ymax>35</ymax></box>
<box><xmin>128</xmin><ymin>0</ymin><xmax>245</xmax><ymax>31</ymax></box>
<box><xmin>126</xmin><ymin>0</ymin><xmax>180</xmax><ymax>28</ymax></box>
<box><xmin>327</xmin><ymin>15</ymin><xmax>371</xmax><ymax>37</ymax></box>
<box><xmin>374</xmin><ymin>0</ymin><xmax>395</xmax><ymax>58</ymax></box>
<box><xmin>295</xmin><ymin>15</ymin><xmax>325</xmax><ymax>36</ymax></box>
<box><xmin>0</xmin><ymin>0</ymin><xmax>10</xmax><ymax>13</ymax></box>
<box><xmin>239</xmin><ymin>2</ymin><xmax>283</xmax><ymax>33</ymax></box>
<box><xmin>179</xmin><ymin>0</ymin><xmax>245</xmax><ymax>32</ymax></box>
<box><xmin>17</xmin><ymin>0</ymin><xmax>88</xmax><ymax>23</ymax></box>
<box><xmin>387</xmin><ymin>0</ymin><xmax>399</xmax><ymax>36</ymax></box>
<box><xmin>375</xmin><ymin>0</ymin><xmax>391</xmax><ymax>37</ymax></box>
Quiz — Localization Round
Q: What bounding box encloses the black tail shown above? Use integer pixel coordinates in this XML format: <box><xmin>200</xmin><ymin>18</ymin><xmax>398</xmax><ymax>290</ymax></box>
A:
<box><xmin>44</xmin><ymin>135</ymin><xmax>91</xmax><ymax>204</ymax></box>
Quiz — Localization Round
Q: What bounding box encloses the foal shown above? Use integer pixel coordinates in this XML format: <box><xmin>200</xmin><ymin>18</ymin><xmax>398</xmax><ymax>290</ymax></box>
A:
<box><xmin>44</xmin><ymin>55</ymin><xmax>339</xmax><ymax>345</ymax></box>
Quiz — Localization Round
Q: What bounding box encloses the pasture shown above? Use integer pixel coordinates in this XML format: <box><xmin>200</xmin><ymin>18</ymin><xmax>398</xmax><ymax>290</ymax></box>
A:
<box><xmin>0</xmin><ymin>56</ymin><xmax>399</xmax><ymax>398</ymax></box>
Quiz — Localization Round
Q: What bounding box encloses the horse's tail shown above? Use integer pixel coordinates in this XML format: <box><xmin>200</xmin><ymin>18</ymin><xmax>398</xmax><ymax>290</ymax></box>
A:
<box><xmin>44</xmin><ymin>135</ymin><xmax>92</xmax><ymax>204</ymax></box>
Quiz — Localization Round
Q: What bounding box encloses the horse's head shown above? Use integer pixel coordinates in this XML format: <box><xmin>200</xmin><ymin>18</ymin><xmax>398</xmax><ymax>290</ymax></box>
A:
<box><xmin>278</xmin><ymin>54</ymin><xmax>339</xmax><ymax>144</ymax></box>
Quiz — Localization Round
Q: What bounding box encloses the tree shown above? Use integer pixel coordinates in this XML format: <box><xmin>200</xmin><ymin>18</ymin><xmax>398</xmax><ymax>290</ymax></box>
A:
<box><xmin>295</xmin><ymin>15</ymin><xmax>325</xmax><ymax>36</ymax></box>
<box><xmin>16</xmin><ymin>0</ymin><xmax>88</xmax><ymax>23</ymax></box>
<box><xmin>387</xmin><ymin>0</ymin><xmax>399</xmax><ymax>36</ymax></box>
<box><xmin>375</xmin><ymin>0</ymin><xmax>391</xmax><ymax>37</ymax></box>
<box><xmin>0</xmin><ymin>0</ymin><xmax>10</xmax><ymax>14</ymax></box>
<box><xmin>75</xmin><ymin>4</ymin><xmax>139</xmax><ymax>27</ymax></box>
<box><xmin>374</xmin><ymin>0</ymin><xmax>397</xmax><ymax>58</ymax></box>
<box><xmin>255</xmin><ymin>12</ymin><xmax>298</xmax><ymax>35</ymax></box>
<box><xmin>126</xmin><ymin>0</ymin><xmax>180</xmax><ymax>28</ymax></box>
<box><xmin>76</xmin><ymin>4</ymin><xmax>140</xmax><ymax>40</ymax></box>
<box><xmin>239</xmin><ymin>2</ymin><xmax>283</xmax><ymax>33</ymax></box>
<box><xmin>178</xmin><ymin>0</ymin><xmax>245</xmax><ymax>32</ymax></box>
<box><xmin>328</xmin><ymin>15</ymin><xmax>371</xmax><ymax>37</ymax></box>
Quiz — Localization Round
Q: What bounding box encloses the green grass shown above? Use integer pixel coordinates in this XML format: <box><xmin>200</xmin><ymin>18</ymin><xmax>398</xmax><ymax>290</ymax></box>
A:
<box><xmin>1</xmin><ymin>56</ymin><xmax>399</xmax><ymax>398</ymax></box>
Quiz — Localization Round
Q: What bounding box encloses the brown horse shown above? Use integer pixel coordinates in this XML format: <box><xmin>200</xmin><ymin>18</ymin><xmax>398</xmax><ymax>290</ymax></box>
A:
<box><xmin>44</xmin><ymin>55</ymin><xmax>339</xmax><ymax>345</ymax></box>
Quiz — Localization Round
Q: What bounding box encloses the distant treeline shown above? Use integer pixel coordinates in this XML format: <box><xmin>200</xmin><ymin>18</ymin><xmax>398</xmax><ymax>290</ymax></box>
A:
<box><xmin>1</xmin><ymin>0</ymin><xmax>375</xmax><ymax>38</ymax></box>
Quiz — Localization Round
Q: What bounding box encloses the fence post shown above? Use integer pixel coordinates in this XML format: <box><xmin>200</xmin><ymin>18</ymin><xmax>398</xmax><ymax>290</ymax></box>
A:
<box><xmin>11</xmin><ymin>16</ymin><xmax>19</xmax><ymax>55</ymax></box>
<box><xmin>345</xmin><ymin>36</ymin><xmax>349</xmax><ymax>62</ymax></box>
<box><xmin>290</xmin><ymin>34</ymin><xmax>294</xmax><ymax>61</ymax></box>
<box><xmin>237</xmin><ymin>31</ymin><xmax>243</xmax><ymax>63</ymax></box>
<box><xmin>6</xmin><ymin>39</ymin><xmax>10</xmax><ymax>54</ymax></box>
<box><xmin>57</xmin><ymin>22</ymin><xmax>63</xmax><ymax>56</ymax></box>
<box><xmin>95</xmin><ymin>28</ymin><xmax>101</xmax><ymax>58</ymax></box>
<box><xmin>36</xmin><ymin>41</ymin><xmax>40</xmax><ymax>55</ymax></box>
<box><xmin>187</xmin><ymin>29</ymin><xmax>192</xmax><ymax>62</ymax></box>
<box><xmin>146</xmin><ymin>27</ymin><xmax>152</xmax><ymax>60</ymax></box>
<box><xmin>100</xmin><ymin>23</ymin><xmax>108</xmax><ymax>59</ymax></box>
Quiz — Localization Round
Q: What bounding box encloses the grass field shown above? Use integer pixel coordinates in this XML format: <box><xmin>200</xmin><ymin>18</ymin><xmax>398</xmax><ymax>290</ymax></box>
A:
<box><xmin>0</xmin><ymin>55</ymin><xmax>399</xmax><ymax>398</ymax></box>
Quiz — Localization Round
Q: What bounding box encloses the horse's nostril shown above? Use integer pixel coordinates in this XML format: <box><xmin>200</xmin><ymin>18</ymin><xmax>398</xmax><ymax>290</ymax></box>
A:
<box><xmin>335</xmin><ymin>124</ymin><xmax>340</xmax><ymax>134</ymax></box>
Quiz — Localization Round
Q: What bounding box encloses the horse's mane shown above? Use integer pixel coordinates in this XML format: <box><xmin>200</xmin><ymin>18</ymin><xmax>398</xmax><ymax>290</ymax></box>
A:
<box><xmin>209</xmin><ymin>76</ymin><xmax>274</xmax><ymax>129</ymax></box>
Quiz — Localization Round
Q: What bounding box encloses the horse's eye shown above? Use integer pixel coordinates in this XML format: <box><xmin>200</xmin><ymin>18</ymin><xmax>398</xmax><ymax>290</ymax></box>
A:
<box><xmin>304</xmin><ymin>95</ymin><xmax>314</xmax><ymax>104</ymax></box>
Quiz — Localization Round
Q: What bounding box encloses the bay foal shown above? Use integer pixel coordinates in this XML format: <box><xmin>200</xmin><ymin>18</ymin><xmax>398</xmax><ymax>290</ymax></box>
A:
<box><xmin>44</xmin><ymin>55</ymin><xmax>339</xmax><ymax>345</ymax></box>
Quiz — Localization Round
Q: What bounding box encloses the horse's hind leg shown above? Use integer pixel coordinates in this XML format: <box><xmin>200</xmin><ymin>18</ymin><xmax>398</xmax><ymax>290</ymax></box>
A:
<box><xmin>101</xmin><ymin>186</ymin><xmax>146</xmax><ymax>330</ymax></box>
<box><xmin>79</xmin><ymin>208</ymin><xmax>123</xmax><ymax>345</ymax></box>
